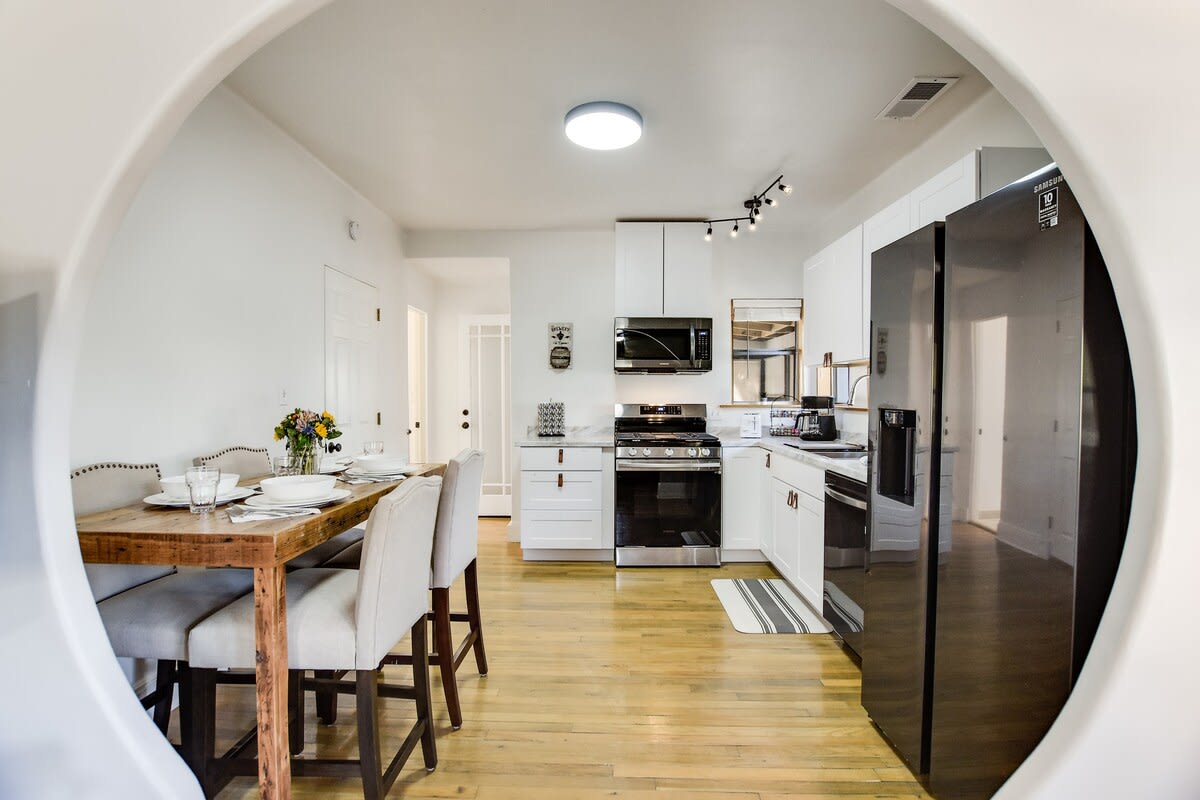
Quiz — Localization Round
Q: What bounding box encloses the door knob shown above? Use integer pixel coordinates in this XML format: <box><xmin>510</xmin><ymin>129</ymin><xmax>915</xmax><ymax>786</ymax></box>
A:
<box><xmin>461</xmin><ymin>422</ymin><xmax>470</xmax><ymax>429</ymax></box>
<box><xmin>462</xmin><ymin>409</ymin><xmax>469</xmax><ymax>415</ymax></box>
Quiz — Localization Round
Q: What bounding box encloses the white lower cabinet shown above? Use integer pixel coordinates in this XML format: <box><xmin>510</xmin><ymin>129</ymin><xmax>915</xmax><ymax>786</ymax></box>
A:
<box><xmin>764</xmin><ymin>451</ymin><xmax>827</xmax><ymax>609</ymax></box>
<box><xmin>519</xmin><ymin>446</ymin><xmax>606</xmax><ymax>551</ymax></box>
<box><xmin>720</xmin><ymin>447</ymin><xmax>767</xmax><ymax>557</ymax></box>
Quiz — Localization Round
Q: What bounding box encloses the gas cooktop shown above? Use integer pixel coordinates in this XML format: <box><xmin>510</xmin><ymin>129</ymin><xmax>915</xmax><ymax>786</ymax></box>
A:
<box><xmin>614</xmin><ymin>431</ymin><xmax>719</xmax><ymax>443</ymax></box>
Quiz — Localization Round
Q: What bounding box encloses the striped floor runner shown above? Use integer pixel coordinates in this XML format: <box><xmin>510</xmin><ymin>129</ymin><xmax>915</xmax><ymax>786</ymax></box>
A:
<box><xmin>711</xmin><ymin>578</ymin><xmax>833</xmax><ymax>634</ymax></box>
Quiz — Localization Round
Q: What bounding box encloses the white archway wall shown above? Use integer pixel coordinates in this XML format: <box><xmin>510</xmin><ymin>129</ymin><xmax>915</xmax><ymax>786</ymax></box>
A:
<box><xmin>0</xmin><ymin>2</ymin><xmax>1196</xmax><ymax>798</ymax></box>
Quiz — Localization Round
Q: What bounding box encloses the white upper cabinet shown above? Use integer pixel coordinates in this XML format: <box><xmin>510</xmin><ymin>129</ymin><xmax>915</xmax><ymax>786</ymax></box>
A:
<box><xmin>910</xmin><ymin>151</ymin><xmax>979</xmax><ymax>229</ymax></box>
<box><xmin>861</xmin><ymin>194</ymin><xmax>916</xmax><ymax>346</ymax></box>
<box><xmin>803</xmin><ymin>225</ymin><xmax>864</xmax><ymax>365</ymax></box>
<box><xmin>615</xmin><ymin>222</ymin><xmax>712</xmax><ymax>317</ymax></box>
<box><xmin>615</xmin><ymin>222</ymin><xmax>665</xmax><ymax>317</ymax></box>
<box><xmin>663</xmin><ymin>223</ymin><xmax>713</xmax><ymax>316</ymax></box>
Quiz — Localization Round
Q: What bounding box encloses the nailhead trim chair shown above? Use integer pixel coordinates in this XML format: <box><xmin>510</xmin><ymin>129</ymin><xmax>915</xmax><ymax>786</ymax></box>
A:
<box><xmin>72</xmin><ymin>462</ymin><xmax>255</xmax><ymax>733</ymax></box>
<box><xmin>193</xmin><ymin>444</ymin><xmax>365</xmax><ymax>568</ymax></box>
<box><xmin>322</xmin><ymin>449</ymin><xmax>488</xmax><ymax>730</ymax></box>
<box><xmin>186</xmin><ymin>477</ymin><xmax>442</xmax><ymax>799</ymax></box>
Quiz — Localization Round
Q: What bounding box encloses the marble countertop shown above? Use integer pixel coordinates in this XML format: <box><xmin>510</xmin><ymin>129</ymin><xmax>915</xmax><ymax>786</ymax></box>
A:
<box><xmin>515</xmin><ymin>425</ymin><xmax>866</xmax><ymax>480</ymax></box>
<box><xmin>515</xmin><ymin>425</ymin><xmax>614</xmax><ymax>447</ymax></box>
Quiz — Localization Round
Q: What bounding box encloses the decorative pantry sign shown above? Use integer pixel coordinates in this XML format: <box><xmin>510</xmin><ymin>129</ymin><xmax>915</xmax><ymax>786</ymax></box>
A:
<box><xmin>549</xmin><ymin>323</ymin><xmax>573</xmax><ymax>369</ymax></box>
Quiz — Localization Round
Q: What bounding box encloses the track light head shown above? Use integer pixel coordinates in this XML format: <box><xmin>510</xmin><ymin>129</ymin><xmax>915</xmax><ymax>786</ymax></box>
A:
<box><xmin>749</xmin><ymin>216</ymin><xmax>757</xmax><ymax>231</ymax></box>
<box><xmin>779</xmin><ymin>183</ymin><xmax>793</xmax><ymax>194</ymax></box>
<box><xmin>764</xmin><ymin>196</ymin><xmax>777</xmax><ymax>207</ymax></box>
<box><xmin>704</xmin><ymin>225</ymin><xmax>713</xmax><ymax>242</ymax></box>
<box><xmin>730</xmin><ymin>222</ymin><xmax>739</xmax><ymax>239</ymax></box>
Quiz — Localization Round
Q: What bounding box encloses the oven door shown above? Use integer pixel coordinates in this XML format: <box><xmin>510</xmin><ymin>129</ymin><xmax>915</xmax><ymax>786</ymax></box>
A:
<box><xmin>615</xmin><ymin>460</ymin><xmax>721</xmax><ymax>566</ymax></box>
<box><xmin>823</xmin><ymin>472</ymin><xmax>867</xmax><ymax>656</ymax></box>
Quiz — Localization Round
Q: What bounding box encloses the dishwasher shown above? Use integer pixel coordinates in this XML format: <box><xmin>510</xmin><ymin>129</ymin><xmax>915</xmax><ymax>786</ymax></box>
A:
<box><xmin>823</xmin><ymin>469</ymin><xmax>867</xmax><ymax>657</ymax></box>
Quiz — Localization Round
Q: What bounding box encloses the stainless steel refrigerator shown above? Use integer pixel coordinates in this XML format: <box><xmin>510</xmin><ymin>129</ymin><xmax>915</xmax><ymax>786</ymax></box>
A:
<box><xmin>860</xmin><ymin>166</ymin><xmax>1137</xmax><ymax>798</ymax></box>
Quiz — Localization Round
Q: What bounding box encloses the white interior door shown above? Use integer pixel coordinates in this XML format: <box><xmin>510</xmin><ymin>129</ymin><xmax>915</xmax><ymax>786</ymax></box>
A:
<box><xmin>407</xmin><ymin>305</ymin><xmax>428</xmax><ymax>463</ymax></box>
<box><xmin>324</xmin><ymin>267</ymin><xmax>379</xmax><ymax>456</ymax></box>
<box><xmin>460</xmin><ymin>315</ymin><xmax>511</xmax><ymax>516</ymax></box>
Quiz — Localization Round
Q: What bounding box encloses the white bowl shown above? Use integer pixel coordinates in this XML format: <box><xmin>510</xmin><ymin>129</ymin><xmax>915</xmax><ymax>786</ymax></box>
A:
<box><xmin>260</xmin><ymin>474</ymin><xmax>336</xmax><ymax>503</ymax></box>
<box><xmin>352</xmin><ymin>454</ymin><xmax>408</xmax><ymax>474</ymax></box>
<box><xmin>161</xmin><ymin>472</ymin><xmax>239</xmax><ymax>500</ymax></box>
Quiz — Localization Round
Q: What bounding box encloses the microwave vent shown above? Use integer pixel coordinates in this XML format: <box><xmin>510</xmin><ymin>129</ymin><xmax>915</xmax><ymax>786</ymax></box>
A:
<box><xmin>877</xmin><ymin>76</ymin><xmax>959</xmax><ymax>120</ymax></box>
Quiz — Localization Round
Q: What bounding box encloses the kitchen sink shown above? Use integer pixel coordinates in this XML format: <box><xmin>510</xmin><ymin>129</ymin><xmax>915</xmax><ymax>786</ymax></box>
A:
<box><xmin>780</xmin><ymin>442</ymin><xmax>865</xmax><ymax>457</ymax></box>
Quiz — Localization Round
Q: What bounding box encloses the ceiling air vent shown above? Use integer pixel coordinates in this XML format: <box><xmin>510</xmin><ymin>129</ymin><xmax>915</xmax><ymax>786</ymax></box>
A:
<box><xmin>877</xmin><ymin>76</ymin><xmax>959</xmax><ymax>120</ymax></box>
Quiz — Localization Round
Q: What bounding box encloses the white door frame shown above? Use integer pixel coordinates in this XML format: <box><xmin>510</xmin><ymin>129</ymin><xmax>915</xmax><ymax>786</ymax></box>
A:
<box><xmin>407</xmin><ymin>305</ymin><xmax>428</xmax><ymax>464</ymax></box>
<box><xmin>324</xmin><ymin>266</ymin><xmax>379</xmax><ymax>457</ymax></box>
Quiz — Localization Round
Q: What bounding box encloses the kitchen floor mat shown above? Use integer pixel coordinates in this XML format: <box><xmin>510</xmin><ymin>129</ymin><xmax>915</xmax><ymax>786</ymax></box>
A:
<box><xmin>711</xmin><ymin>578</ymin><xmax>833</xmax><ymax>634</ymax></box>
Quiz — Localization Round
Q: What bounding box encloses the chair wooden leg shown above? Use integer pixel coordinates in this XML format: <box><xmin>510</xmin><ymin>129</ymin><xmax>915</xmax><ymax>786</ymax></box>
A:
<box><xmin>356</xmin><ymin>669</ymin><xmax>385</xmax><ymax>800</ymax></box>
<box><xmin>464</xmin><ymin>559</ymin><xmax>489</xmax><ymax>676</ymax></box>
<box><xmin>179</xmin><ymin>666</ymin><xmax>216</xmax><ymax>797</ymax></box>
<box><xmin>411</xmin><ymin>617</ymin><xmax>437</xmax><ymax>770</ymax></box>
<box><xmin>315</xmin><ymin>669</ymin><xmax>339</xmax><ymax>724</ymax></box>
<box><xmin>432</xmin><ymin>587</ymin><xmax>462</xmax><ymax>729</ymax></box>
<box><xmin>288</xmin><ymin>669</ymin><xmax>304</xmax><ymax>756</ymax></box>
<box><xmin>151</xmin><ymin>659</ymin><xmax>177</xmax><ymax>733</ymax></box>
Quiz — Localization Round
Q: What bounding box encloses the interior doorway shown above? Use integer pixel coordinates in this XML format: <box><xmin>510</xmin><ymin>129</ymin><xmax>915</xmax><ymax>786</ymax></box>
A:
<box><xmin>407</xmin><ymin>305</ymin><xmax>428</xmax><ymax>464</ymax></box>
<box><xmin>969</xmin><ymin>315</ymin><xmax>1007</xmax><ymax>530</ymax></box>
<box><xmin>460</xmin><ymin>314</ymin><xmax>512</xmax><ymax>516</ymax></box>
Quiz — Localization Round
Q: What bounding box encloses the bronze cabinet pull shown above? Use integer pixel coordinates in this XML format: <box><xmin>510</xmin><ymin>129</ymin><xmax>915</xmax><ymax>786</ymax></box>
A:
<box><xmin>558</xmin><ymin>448</ymin><xmax>564</xmax><ymax>464</ymax></box>
<box><xmin>557</xmin><ymin>473</ymin><xmax>563</xmax><ymax>488</ymax></box>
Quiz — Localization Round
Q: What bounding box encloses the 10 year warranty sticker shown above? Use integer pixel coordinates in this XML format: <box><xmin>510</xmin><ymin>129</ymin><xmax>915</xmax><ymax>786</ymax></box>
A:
<box><xmin>1038</xmin><ymin>186</ymin><xmax>1059</xmax><ymax>229</ymax></box>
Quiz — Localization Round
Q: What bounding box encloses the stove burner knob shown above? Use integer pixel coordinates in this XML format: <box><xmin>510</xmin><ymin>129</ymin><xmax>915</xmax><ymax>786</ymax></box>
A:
<box><xmin>664</xmin><ymin>448</ymin><xmax>674</xmax><ymax>457</ymax></box>
<box><xmin>642</xmin><ymin>448</ymin><xmax>652</xmax><ymax>457</ymax></box>
<box><xmin>700</xmin><ymin>447</ymin><xmax>711</xmax><ymax>457</ymax></box>
<box><xmin>626</xmin><ymin>447</ymin><xmax>639</xmax><ymax>457</ymax></box>
<box><xmin>687</xmin><ymin>448</ymin><xmax>698</xmax><ymax>457</ymax></box>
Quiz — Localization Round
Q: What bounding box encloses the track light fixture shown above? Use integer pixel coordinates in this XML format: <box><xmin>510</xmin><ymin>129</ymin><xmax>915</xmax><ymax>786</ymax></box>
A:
<box><xmin>701</xmin><ymin>174</ymin><xmax>789</xmax><ymax>241</ymax></box>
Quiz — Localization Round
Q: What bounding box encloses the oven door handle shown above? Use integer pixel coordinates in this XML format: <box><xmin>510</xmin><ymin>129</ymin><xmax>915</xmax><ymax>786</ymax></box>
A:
<box><xmin>824</xmin><ymin>485</ymin><xmax>867</xmax><ymax>511</ymax></box>
<box><xmin>616</xmin><ymin>460</ymin><xmax>722</xmax><ymax>473</ymax></box>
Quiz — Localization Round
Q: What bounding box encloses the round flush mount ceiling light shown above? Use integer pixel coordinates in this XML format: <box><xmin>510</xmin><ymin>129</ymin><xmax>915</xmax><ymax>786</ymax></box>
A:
<box><xmin>564</xmin><ymin>101</ymin><xmax>643</xmax><ymax>150</ymax></box>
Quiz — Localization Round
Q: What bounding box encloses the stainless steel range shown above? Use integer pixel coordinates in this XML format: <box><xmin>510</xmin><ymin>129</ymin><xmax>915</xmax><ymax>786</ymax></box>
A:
<box><xmin>614</xmin><ymin>404</ymin><xmax>722</xmax><ymax>567</ymax></box>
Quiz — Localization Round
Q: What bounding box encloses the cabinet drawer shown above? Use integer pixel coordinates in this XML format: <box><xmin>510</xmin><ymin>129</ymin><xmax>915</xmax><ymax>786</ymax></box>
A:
<box><xmin>521</xmin><ymin>510</ymin><xmax>603</xmax><ymax>549</ymax></box>
<box><xmin>521</xmin><ymin>470</ymin><xmax>602</xmax><ymax>510</ymax></box>
<box><xmin>770</xmin><ymin>452</ymin><xmax>826</xmax><ymax>501</ymax></box>
<box><xmin>521</xmin><ymin>446</ymin><xmax>602</xmax><ymax>471</ymax></box>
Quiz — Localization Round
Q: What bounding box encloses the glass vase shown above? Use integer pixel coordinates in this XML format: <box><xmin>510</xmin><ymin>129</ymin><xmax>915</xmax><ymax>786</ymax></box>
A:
<box><xmin>288</xmin><ymin>440</ymin><xmax>318</xmax><ymax>475</ymax></box>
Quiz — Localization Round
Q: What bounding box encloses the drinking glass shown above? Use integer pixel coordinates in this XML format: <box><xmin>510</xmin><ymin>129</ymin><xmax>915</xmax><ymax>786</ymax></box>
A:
<box><xmin>185</xmin><ymin>466</ymin><xmax>221</xmax><ymax>514</ymax></box>
<box><xmin>363</xmin><ymin>440</ymin><xmax>384</xmax><ymax>455</ymax></box>
<box><xmin>273</xmin><ymin>455</ymin><xmax>301</xmax><ymax>476</ymax></box>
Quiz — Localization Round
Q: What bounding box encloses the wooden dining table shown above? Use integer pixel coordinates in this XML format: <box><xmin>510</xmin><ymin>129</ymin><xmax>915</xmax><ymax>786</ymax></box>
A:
<box><xmin>75</xmin><ymin>464</ymin><xmax>445</xmax><ymax>800</ymax></box>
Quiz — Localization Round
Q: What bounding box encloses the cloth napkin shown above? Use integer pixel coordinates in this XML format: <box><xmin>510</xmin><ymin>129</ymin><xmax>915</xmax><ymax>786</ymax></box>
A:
<box><xmin>227</xmin><ymin>505</ymin><xmax>321</xmax><ymax>523</ymax></box>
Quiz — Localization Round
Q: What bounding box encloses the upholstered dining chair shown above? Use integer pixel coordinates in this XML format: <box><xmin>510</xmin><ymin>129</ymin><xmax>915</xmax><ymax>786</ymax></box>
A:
<box><xmin>186</xmin><ymin>477</ymin><xmax>442</xmax><ymax>799</ymax></box>
<box><xmin>324</xmin><ymin>448</ymin><xmax>487</xmax><ymax>730</ymax></box>
<box><xmin>71</xmin><ymin>462</ymin><xmax>256</xmax><ymax>732</ymax></box>
<box><xmin>193</xmin><ymin>444</ymin><xmax>365</xmax><ymax>568</ymax></box>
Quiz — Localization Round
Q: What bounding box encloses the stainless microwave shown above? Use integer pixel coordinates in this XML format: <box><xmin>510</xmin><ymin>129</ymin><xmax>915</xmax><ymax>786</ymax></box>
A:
<box><xmin>614</xmin><ymin>317</ymin><xmax>712</xmax><ymax>374</ymax></box>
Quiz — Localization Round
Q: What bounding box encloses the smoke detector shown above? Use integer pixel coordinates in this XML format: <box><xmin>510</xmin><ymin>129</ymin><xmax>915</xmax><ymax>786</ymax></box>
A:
<box><xmin>877</xmin><ymin>77</ymin><xmax>959</xmax><ymax>120</ymax></box>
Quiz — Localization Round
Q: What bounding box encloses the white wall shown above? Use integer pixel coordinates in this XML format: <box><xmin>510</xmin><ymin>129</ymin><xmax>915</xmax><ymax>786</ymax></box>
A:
<box><xmin>70</xmin><ymin>85</ymin><xmax>411</xmax><ymax>475</ymax></box>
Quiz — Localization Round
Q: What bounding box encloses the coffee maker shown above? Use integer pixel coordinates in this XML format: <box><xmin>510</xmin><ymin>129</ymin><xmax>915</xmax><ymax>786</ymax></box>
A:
<box><xmin>797</xmin><ymin>395</ymin><xmax>837</xmax><ymax>441</ymax></box>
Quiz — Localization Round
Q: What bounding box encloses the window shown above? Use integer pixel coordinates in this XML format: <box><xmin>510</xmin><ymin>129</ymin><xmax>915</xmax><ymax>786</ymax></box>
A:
<box><xmin>731</xmin><ymin>299</ymin><xmax>803</xmax><ymax>403</ymax></box>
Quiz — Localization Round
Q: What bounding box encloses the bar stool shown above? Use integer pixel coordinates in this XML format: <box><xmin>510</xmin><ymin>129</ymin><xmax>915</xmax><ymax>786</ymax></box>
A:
<box><xmin>72</xmin><ymin>462</ymin><xmax>255</xmax><ymax>733</ymax></box>
<box><xmin>323</xmin><ymin>449</ymin><xmax>487</xmax><ymax>730</ymax></box>
<box><xmin>193</xmin><ymin>444</ymin><xmax>365</xmax><ymax>568</ymax></box>
<box><xmin>186</xmin><ymin>477</ymin><xmax>442</xmax><ymax>799</ymax></box>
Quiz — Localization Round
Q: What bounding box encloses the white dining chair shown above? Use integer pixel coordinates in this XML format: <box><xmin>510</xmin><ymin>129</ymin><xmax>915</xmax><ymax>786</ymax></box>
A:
<box><xmin>193</xmin><ymin>444</ymin><xmax>365</xmax><ymax>568</ymax></box>
<box><xmin>72</xmin><ymin>462</ymin><xmax>256</xmax><ymax>733</ymax></box>
<box><xmin>323</xmin><ymin>448</ymin><xmax>487</xmax><ymax>730</ymax></box>
<box><xmin>186</xmin><ymin>476</ymin><xmax>442</xmax><ymax>799</ymax></box>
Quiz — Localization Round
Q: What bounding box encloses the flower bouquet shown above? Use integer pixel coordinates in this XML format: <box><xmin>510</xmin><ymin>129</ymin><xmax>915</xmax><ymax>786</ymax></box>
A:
<box><xmin>274</xmin><ymin>408</ymin><xmax>342</xmax><ymax>474</ymax></box>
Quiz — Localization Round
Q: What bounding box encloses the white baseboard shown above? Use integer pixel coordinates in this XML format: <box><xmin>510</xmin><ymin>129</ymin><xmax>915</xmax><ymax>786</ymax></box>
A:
<box><xmin>720</xmin><ymin>549</ymin><xmax>769</xmax><ymax>563</ymax></box>
<box><xmin>996</xmin><ymin>519</ymin><xmax>1050</xmax><ymax>558</ymax></box>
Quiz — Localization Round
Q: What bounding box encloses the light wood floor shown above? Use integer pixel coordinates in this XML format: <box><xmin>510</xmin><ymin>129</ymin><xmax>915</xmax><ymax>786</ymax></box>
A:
<box><xmin>203</xmin><ymin>519</ymin><xmax>930</xmax><ymax>799</ymax></box>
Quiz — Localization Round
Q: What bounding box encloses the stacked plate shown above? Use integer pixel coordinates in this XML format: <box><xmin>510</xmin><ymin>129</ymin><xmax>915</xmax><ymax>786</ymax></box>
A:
<box><xmin>248</xmin><ymin>475</ymin><xmax>350</xmax><ymax>509</ymax></box>
<box><xmin>345</xmin><ymin>454</ymin><xmax>409</xmax><ymax>480</ymax></box>
<box><xmin>144</xmin><ymin>486</ymin><xmax>255</xmax><ymax>508</ymax></box>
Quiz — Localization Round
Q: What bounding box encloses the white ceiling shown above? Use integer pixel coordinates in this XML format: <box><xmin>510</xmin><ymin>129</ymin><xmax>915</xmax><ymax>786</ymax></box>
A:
<box><xmin>225</xmin><ymin>0</ymin><xmax>988</xmax><ymax>238</ymax></box>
